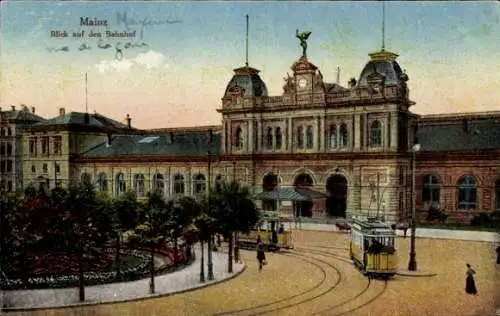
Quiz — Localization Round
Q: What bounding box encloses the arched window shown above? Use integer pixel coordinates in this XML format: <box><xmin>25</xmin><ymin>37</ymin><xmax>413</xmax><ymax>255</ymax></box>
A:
<box><xmin>7</xmin><ymin>128</ymin><xmax>12</xmax><ymax>136</ymax></box>
<box><xmin>115</xmin><ymin>173</ymin><xmax>126</xmax><ymax>197</ymax></box>
<box><xmin>306</xmin><ymin>125</ymin><xmax>314</xmax><ymax>148</ymax></box>
<box><xmin>329</xmin><ymin>124</ymin><xmax>337</xmax><ymax>149</ymax></box>
<box><xmin>193</xmin><ymin>173</ymin><xmax>206</xmax><ymax>195</ymax></box>
<box><xmin>97</xmin><ymin>173</ymin><xmax>108</xmax><ymax>192</ymax></box>
<box><xmin>6</xmin><ymin>143</ymin><xmax>12</xmax><ymax>155</ymax></box>
<box><xmin>457</xmin><ymin>175</ymin><xmax>477</xmax><ymax>210</ymax></box>
<box><xmin>422</xmin><ymin>174</ymin><xmax>440</xmax><ymax>203</ymax></box>
<box><xmin>297</xmin><ymin>126</ymin><xmax>304</xmax><ymax>148</ymax></box>
<box><xmin>153</xmin><ymin>173</ymin><xmax>164</xmax><ymax>195</ymax></box>
<box><xmin>133</xmin><ymin>174</ymin><xmax>145</xmax><ymax>197</ymax></box>
<box><xmin>173</xmin><ymin>174</ymin><xmax>185</xmax><ymax>195</ymax></box>
<box><xmin>234</xmin><ymin>127</ymin><xmax>243</xmax><ymax>149</ymax></box>
<box><xmin>339</xmin><ymin>123</ymin><xmax>348</xmax><ymax>148</ymax></box>
<box><xmin>81</xmin><ymin>172</ymin><xmax>92</xmax><ymax>185</ymax></box>
<box><xmin>275</xmin><ymin>127</ymin><xmax>282</xmax><ymax>150</ymax></box>
<box><xmin>1</xmin><ymin>129</ymin><xmax>5</xmax><ymax>137</ymax></box>
<box><xmin>495</xmin><ymin>180</ymin><xmax>500</xmax><ymax>210</ymax></box>
<box><xmin>266</xmin><ymin>127</ymin><xmax>273</xmax><ymax>149</ymax></box>
<box><xmin>370</xmin><ymin>120</ymin><xmax>382</xmax><ymax>147</ymax></box>
<box><xmin>215</xmin><ymin>175</ymin><xmax>222</xmax><ymax>193</ymax></box>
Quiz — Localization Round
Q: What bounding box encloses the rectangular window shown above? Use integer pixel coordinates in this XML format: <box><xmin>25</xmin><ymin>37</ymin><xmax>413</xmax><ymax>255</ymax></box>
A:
<box><xmin>53</xmin><ymin>136</ymin><xmax>62</xmax><ymax>155</ymax></box>
<box><xmin>306</xmin><ymin>125</ymin><xmax>314</xmax><ymax>149</ymax></box>
<box><xmin>55</xmin><ymin>163</ymin><xmax>60</xmax><ymax>174</ymax></box>
<box><xmin>41</xmin><ymin>136</ymin><xmax>49</xmax><ymax>155</ymax></box>
<box><xmin>399</xmin><ymin>166</ymin><xmax>405</xmax><ymax>185</ymax></box>
<box><xmin>42</xmin><ymin>163</ymin><xmax>48</xmax><ymax>174</ymax></box>
<box><xmin>29</xmin><ymin>137</ymin><xmax>37</xmax><ymax>156</ymax></box>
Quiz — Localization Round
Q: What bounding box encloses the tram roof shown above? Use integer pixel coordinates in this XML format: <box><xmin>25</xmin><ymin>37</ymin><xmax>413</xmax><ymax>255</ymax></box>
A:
<box><xmin>348</xmin><ymin>217</ymin><xmax>394</xmax><ymax>231</ymax></box>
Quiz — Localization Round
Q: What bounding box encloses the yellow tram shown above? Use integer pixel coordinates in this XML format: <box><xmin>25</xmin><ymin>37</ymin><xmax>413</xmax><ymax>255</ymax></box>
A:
<box><xmin>238</xmin><ymin>211</ymin><xmax>294</xmax><ymax>251</ymax></box>
<box><xmin>348</xmin><ymin>217</ymin><xmax>397</xmax><ymax>278</ymax></box>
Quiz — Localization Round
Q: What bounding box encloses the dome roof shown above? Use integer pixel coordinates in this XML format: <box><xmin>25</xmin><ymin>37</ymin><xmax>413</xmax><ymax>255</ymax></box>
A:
<box><xmin>224</xmin><ymin>66</ymin><xmax>268</xmax><ymax>98</ymax></box>
<box><xmin>357</xmin><ymin>50</ymin><xmax>404</xmax><ymax>86</ymax></box>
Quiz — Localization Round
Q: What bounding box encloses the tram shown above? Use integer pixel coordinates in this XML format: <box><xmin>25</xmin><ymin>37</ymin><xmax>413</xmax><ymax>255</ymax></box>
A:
<box><xmin>238</xmin><ymin>211</ymin><xmax>294</xmax><ymax>251</ymax></box>
<box><xmin>348</xmin><ymin>217</ymin><xmax>397</xmax><ymax>278</ymax></box>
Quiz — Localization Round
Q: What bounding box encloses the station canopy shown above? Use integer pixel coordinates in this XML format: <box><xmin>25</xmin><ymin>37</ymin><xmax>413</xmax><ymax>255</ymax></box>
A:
<box><xmin>254</xmin><ymin>187</ymin><xmax>327</xmax><ymax>202</ymax></box>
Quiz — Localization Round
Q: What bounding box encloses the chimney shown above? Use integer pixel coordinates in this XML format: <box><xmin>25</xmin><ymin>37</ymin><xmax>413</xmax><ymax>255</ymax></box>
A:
<box><xmin>31</xmin><ymin>107</ymin><xmax>35</xmax><ymax>114</ymax></box>
<box><xmin>59</xmin><ymin>107</ymin><xmax>65</xmax><ymax>116</ymax></box>
<box><xmin>462</xmin><ymin>118</ymin><xmax>470</xmax><ymax>133</ymax></box>
<box><xmin>22</xmin><ymin>104</ymin><xmax>29</xmax><ymax>111</ymax></box>
<box><xmin>11</xmin><ymin>105</ymin><xmax>15</xmax><ymax>111</ymax></box>
<box><xmin>106</xmin><ymin>133</ymin><xmax>112</xmax><ymax>147</ymax></box>
<box><xmin>167</xmin><ymin>132</ymin><xmax>174</xmax><ymax>144</ymax></box>
<box><xmin>126</xmin><ymin>114</ymin><xmax>131</xmax><ymax>128</ymax></box>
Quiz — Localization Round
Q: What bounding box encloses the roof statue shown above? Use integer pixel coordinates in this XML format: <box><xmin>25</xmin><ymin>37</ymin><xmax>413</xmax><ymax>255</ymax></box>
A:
<box><xmin>296</xmin><ymin>29</ymin><xmax>311</xmax><ymax>57</ymax></box>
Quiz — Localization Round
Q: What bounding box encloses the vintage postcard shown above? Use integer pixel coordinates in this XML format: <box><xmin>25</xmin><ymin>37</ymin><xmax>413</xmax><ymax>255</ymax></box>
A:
<box><xmin>0</xmin><ymin>1</ymin><xmax>499</xmax><ymax>316</ymax></box>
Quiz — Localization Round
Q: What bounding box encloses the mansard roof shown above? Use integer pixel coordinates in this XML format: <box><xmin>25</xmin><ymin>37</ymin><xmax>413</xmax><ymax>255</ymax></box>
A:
<box><xmin>80</xmin><ymin>130</ymin><xmax>221</xmax><ymax>158</ymax></box>
<box><xmin>26</xmin><ymin>112</ymin><xmax>135</xmax><ymax>133</ymax></box>
<box><xmin>418</xmin><ymin>114</ymin><xmax>500</xmax><ymax>151</ymax></box>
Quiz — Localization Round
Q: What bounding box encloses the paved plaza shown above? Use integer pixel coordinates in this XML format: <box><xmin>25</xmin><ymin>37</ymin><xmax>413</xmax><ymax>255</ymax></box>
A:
<box><xmin>2</xmin><ymin>229</ymin><xmax>499</xmax><ymax>316</ymax></box>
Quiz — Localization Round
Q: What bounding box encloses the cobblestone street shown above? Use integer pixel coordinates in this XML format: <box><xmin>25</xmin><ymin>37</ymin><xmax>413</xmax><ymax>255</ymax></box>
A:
<box><xmin>5</xmin><ymin>231</ymin><xmax>499</xmax><ymax>316</ymax></box>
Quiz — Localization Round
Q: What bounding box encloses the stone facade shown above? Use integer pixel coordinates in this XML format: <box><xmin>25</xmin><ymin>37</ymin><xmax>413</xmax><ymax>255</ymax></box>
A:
<box><xmin>18</xmin><ymin>48</ymin><xmax>500</xmax><ymax>224</ymax></box>
<box><xmin>0</xmin><ymin>105</ymin><xmax>45</xmax><ymax>192</ymax></box>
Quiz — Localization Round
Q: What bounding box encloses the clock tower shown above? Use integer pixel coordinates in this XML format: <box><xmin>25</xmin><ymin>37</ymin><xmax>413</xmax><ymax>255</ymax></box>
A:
<box><xmin>292</xmin><ymin>56</ymin><xmax>318</xmax><ymax>94</ymax></box>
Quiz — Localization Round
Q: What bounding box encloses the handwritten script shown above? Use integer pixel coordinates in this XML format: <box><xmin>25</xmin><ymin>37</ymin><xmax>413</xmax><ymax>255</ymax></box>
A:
<box><xmin>116</xmin><ymin>12</ymin><xmax>182</xmax><ymax>39</ymax></box>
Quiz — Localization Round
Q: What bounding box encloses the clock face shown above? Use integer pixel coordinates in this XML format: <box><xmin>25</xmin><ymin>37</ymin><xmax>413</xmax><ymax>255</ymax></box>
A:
<box><xmin>298</xmin><ymin>78</ymin><xmax>307</xmax><ymax>88</ymax></box>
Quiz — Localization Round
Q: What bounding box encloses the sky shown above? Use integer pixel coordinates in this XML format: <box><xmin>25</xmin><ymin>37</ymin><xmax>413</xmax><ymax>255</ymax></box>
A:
<box><xmin>1</xmin><ymin>1</ymin><xmax>499</xmax><ymax>129</ymax></box>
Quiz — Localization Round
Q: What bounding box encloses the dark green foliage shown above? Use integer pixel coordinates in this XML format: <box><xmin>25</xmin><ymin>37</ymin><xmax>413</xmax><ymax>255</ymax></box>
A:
<box><xmin>426</xmin><ymin>205</ymin><xmax>448</xmax><ymax>224</ymax></box>
<box><xmin>470</xmin><ymin>212</ymin><xmax>500</xmax><ymax>228</ymax></box>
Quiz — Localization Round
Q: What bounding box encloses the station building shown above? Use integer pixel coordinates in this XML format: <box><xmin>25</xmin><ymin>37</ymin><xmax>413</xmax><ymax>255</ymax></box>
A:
<box><xmin>20</xmin><ymin>45</ymin><xmax>500</xmax><ymax>223</ymax></box>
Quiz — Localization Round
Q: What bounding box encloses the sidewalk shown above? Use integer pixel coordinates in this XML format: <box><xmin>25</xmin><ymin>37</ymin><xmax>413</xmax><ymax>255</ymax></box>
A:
<box><xmin>293</xmin><ymin>223</ymin><xmax>500</xmax><ymax>243</ymax></box>
<box><xmin>2</xmin><ymin>246</ymin><xmax>245</xmax><ymax>311</ymax></box>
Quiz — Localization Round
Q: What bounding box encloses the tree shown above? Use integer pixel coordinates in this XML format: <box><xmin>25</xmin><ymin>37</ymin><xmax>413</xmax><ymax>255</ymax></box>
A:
<box><xmin>196</xmin><ymin>195</ymin><xmax>218</xmax><ymax>281</ymax></box>
<box><xmin>134</xmin><ymin>192</ymin><xmax>172</xmax><ymax>294</ymax></box>
<box><xmin>166</xmin><ymin>198</ymin><xmax>192</xmax><ymax>265</ymax></box>
<box><xmin>61</xmin><ymin>183</ymin><xmax>105</xmax><ymax>302</ymax></box>
<box><xmin>213</xmin><ymin>180</ymin><xmax>259</xmax><ymax>273</ymax></box>
<box><xmin>109</xmin><ymin>191</ymin><xmax>139</xmax><ymax>279</ymax></box>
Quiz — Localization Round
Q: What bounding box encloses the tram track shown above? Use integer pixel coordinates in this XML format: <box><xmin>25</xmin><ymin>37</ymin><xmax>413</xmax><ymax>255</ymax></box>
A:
<box><xmin>212</xmin><ymin>244</ymin><xmax>387</xmax><ymax>316</ymax></box>
<box><xmin>212</xmin><ymin>252</ymin><xmax>337</xmax><ymax>316</ymax></box>
<box><xmin>296</xmin><ymin>247</ymin><xmax>388</xmax><ymax>316</ymax></box>
<box><xmin>294</xmin><ymin>246</ymin><xmax>352</xmax><ymax>264</ymax></box>
<box><xmin>214</xmin><ymin>245</ymin><xmax>387</xmax><ymax>316</ymax></box>
<box><xmin>242</xmin><ymin>252</ymin><xmax>344</xmax><ymax>316</ymax></box>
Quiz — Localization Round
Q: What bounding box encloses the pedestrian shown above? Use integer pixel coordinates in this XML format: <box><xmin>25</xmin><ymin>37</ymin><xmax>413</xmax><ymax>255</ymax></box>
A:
<box><xmin>465</xmin><ymin>263</ymin><xmax>478</xmax><ymax>295</ymax></box>
<box><xmin>403</xmin><ymin>222</ymin><xmax>408</xmax><ymax>238</ymax></box>
<box><xmin>256</xmin><ymin>239</ymin><xmax>266</xmax><ymax>271</ymax></box>
<box><xmin>496</xmin><ymin>245</ymin><xmax>500</xmax><ymax>265</ymax></box>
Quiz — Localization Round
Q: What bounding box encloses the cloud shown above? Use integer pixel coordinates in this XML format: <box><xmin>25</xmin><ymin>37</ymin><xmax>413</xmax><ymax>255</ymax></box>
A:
<box><xmin>96</xmin><ymin>59</ymin><xmax>134</xmax><ymax>73</ymax></box>
<box><xmin>95</xmin><ymin>50</ymin><xmax>168</xmax><ymax>73</ymax></box>
<box><xmin>134</xmin><ymin>50</ymin><xmax>167</xmax><ymax>69</ymax></box>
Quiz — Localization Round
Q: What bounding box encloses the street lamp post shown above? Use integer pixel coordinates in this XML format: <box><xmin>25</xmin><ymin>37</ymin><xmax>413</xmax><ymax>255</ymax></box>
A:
<box><xmin>408</xmin><ymin>143</ymin><xmax>421</xmax><ymax>271</ymax></box>
<box><xmin>0</xmin><ymin>189</ymin><xmax>5</xmax><ymax>311</ymax></box>
<box><xmin>207</xmin><ymin>150</ymin><xmax>214</xmax><ymax>281</ymax></box>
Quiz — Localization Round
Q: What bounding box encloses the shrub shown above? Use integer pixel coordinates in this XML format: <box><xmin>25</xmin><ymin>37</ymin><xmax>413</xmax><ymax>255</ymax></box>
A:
<box><xmin>470</xmin><ymin>213</ymin><xmax>490</xmax><ymax>226</ymax></box>
<box><xmin>3</xmin><ymin>248</ymin><xmax>150</xmax><ymax>290</ymax></box>
<box><xmin>426</xmin><ymin>205</ymin><xmax>448</xmax><ymax>224</ymax></box>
